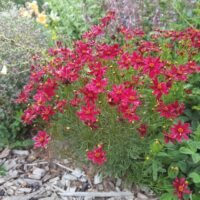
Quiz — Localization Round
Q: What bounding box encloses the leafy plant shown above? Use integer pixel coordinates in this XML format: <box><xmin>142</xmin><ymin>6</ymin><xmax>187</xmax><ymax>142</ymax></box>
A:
<box><xmin>0</xmin><ymin>165</ymin><xmax>6</xmax><ymax>176</ymax></box>
<box><xmin>45</xmin><ymin>0</ymin><xmax>105</xmax><ymax>42</ymax></box>
<box><xmin>148</xmin><ymin>125</ymin><xmax>200</xmax><ymax>199</ymax></box>
<box><xmin>17</xmin><ymin>12</ymin><xmax>200</xmax><ymax>200</ymax></box>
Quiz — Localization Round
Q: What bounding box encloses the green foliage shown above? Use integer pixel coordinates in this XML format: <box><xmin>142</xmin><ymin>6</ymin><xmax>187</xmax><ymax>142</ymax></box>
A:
<box><xmin>48</xmin><ymin>104</ymin><xmax>149</xmax><ymax>183</ymax></box>
<box><xmin>0</xmin><ymin>5</ymin><xmax>50</xmax><ymax>146</ymax></box>
<box><xmin>45</xmin><ymin>0</ymin><xmax>104</xmax><ymax>42</ymax></box>
<box><xmin>182</xmin><ymin>73</ymin><xmax>200</xmax><ymax>130</ymax></box>
<box><xmin>0</xmin><ymin>165</ymin><xmax>6</xmax><ymax>176</ymax></box>
<box><xmin>170</xmin><ymin>0</ymin><xmax>200</xmax><ymax>29</ymax></box>
<box><xmin>146</xmin><ymin>125</ymin><xmax>200</xmax><ymax>198</ymax></box>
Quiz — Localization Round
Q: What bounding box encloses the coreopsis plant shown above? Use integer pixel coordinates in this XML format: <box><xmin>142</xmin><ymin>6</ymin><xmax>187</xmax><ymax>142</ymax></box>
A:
<box><xmin>17</xmin><ymin>12</ymin><xmax>200</xmax><ymax>198</ymax></box>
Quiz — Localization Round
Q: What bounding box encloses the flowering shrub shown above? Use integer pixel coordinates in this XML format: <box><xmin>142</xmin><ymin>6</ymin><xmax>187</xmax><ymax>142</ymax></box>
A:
<box><xmin>17</xmin><ymin>12</ymin><xmax>200</xmax><ymax>199</ymax></box>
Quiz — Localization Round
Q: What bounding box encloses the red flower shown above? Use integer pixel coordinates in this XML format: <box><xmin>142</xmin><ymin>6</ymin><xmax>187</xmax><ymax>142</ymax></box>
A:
<box><xmin>54</xmin><ymin>63</ymin><xmax>80</xmax><ymax>83</ymax></box>
<box><xmin>173</xmin><ymin>177</ymin><xmax>191</xmax><ymax>199</ymax></box>
<box><xmin>88</xmin><ymin>62</ymin><xmax>107</xmax><ymax>78</ymax></box>
<box><xmin>86</xmin><ymin>78</ymin><xmax>108</xmax><ymax>94</ymax></box>
<box><xmin>33</xmin><ymin>91</ymin><xmax>48</xmax><ymax>104</ymax></box>
<box><xmin>30</xmin><ymin>70</ymin><xmax>45</xmax><ymax>82</ymax></box>
<box><xmin>157</xmin><ymin>101</ymin><xmax>185</xmax><ymax>119</ymax></box>
<box><xmin>138</xmin><ymin>41</ymin><xmax>160</xmax><ymax>53</ymax></box>
<box><xmin>101</xmin><ymin>11</ymin><xmax>115</xmax><ymax>26</ymax></box>
<box><xmin>97</xmin><ymin>44</ymin><xmax>120</xmax><ymax>60</ymax></box>
<box><xmin>118</xmin><ymin>25</ymin><xmax>134</xmax><ymax>40</ymax></box>
<box><xmin>82</xmin><ymin>24</ymin><xmax>104</xmax><ymax>39</ymax></box>
<box><xmin>39</xmin><ymin>105</ymin><xmax>55</xmax><ymax>121</ymax></box>
<box><xmin>170</xmin><ymin>121</ymin><xmax>192</xmax><ymax>142</ymax></box>
<box><xmin>81</xmin><ymin>86</ymin><xmax>98</xmax><ymax>103</ymax></box>
<box><xmin>165</xmin><ymin>65</ymin><xmax>188</xmax><ymax>81</ymax></box>
<box><xmin>118</xmin><ymin>52</ymin><xmax>132</xmax><ymax>69</ymax></box>
<box><xmin>119</xmin><ymin>105</ymin><xmax>140</xmax><ymax>123</ymax></box>
<box><xmin>143</xmin><ymin>57</ymin><xmax>164</xmax><ymax>78</ymax></box>
<box><xmin>185</xmin><ymin>61</ymin><xmax>200</xmax><ymax>74</ymax></box>
<box><xmin>151</xmin><ymin>78</ymin><xmax>169</xmax><ymax>99</ymax></box>
<box><xmin>163</xmin><ymin>131</ymin><xmax>176</xmax><ymax>144</ymax></box>
<box><xmin>77</xmin><ymin>103</ymin><xmax>100</xmax><ymax>125</ymax></box>
<box><xmin>70</xmin><ymin>92</ymin><xmax>81</xmax><ymax>107</ymax></box>
<box><xmin>54</xmin><ymin>99</ymin><xmax>67</xmax><ymax>113</ymax></box>
<box><xmin>108</xmin><ymin>84</ymin><xmax>125</xmax><ymax>105</ymax></box>
<box><xmin>16</xmin><ymin>91</ymin><xmax>29</xmax><ymax>103</ymax></box>
<box><xmin>131</xmin><ymin>52</ymin><xmax>144</xmax><ymax>70</ymax></box>
<box><xmin>121</xmin><ymin>88</ymin><xmax>141</xmax><ymax>107</ymax></box>
<box><xmin>21</xmin><ymin>106</ymin><xmax>38</xmax><ymax>124</ymax></box>
<box><xmin>75</xmin><ymin>41</ymin><xmax>93</xmax><ymax>62</ymax></box>
<box><xmin>87</xmin><ymin>144</ymin><xmax>107</xmax><ymax>165</ymax></box>
<box><xmin>137</xmin><ymin>124</ymin><xmax>148</xmax><ymax>137</ymax></box>
<box><xmin>33</xmin><ymin>131</ymin><xmax>51</xmax><ymax>149</ymax></box>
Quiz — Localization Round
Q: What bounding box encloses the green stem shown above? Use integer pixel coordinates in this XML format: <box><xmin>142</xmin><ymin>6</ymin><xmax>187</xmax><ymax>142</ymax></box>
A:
<box><xmin>171</xmin><ymin>3</ymin><xmax>195</xmax><ymax>29</ymax></box>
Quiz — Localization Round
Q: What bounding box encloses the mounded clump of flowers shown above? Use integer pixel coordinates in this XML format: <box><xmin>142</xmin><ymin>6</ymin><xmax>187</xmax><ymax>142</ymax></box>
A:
<box><xmin>17</xmin><ymin>11</ymin><xmax>200</xmax><ymax>199</ymax></box>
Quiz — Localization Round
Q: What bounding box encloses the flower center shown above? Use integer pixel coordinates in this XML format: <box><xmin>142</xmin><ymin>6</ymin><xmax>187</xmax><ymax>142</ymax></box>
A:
<box><xmin>129</xmin><ymin>96</ymin><xmax>135</xmax><ymax>100</ymax></box>
<box><xmin>157</xmin><ymin>83</ymin><xmax>162</xmax><ymax>89</ymax></box>
<box><xmin>125</xmin><ymin>59</ymin><xmax>130</xmax><ymax>64</ymax></box>
<box><xmin>39</xmin><ymin>137</ymin><xmax>45</xmax><ymax>142</ymax></box>
<box><xmin>86</xmin><ymin>110</ymin><xmax>91</xmax><ymax>114</ymax></box>
<box><xmin>95</xmin><ymin>152</ymin><xmax>100</xmax><ymax>158</ymax></box>
<box><xmin>149</xmin><ymin>63</ymin><xmax>155</xmax><ymax>68</ymax></box>
<box><xmin>96</xmin><ymin>82</ymin><xmax>101</xmax><ymax>87</ymax></box>
<box><xmin>136</xmin><ymin>59</ymin><xmax>141</xmax><ymax>63</ymax></box>
<box><xmin>178</xmin><ymin>128</ymin><xmax>184</xmax><ymax>133</ymax></box>
<box><xmin>178</xmin><ymin>185</ymin><xmax>184</xmax><ymax>192</ymax></box>
<box><xmin>177</xmin><ymin>70</ymin><xmax>183</xmax><ymax>75</ymax></box>
<box><xmin>116</xmin><ymin>90</ymin><xmax>122</xmax><ymax>94</ymax></box>
<box><xmin>163</xmin><ymin>107</ymin><xmax>168</xmax><ymax>111</ymax></box>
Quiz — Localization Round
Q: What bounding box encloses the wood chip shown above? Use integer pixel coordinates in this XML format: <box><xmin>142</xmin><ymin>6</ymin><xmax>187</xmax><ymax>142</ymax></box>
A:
<box><xmin>0</xmin><ymin>148</ymin><xmax>10</xmax><ymax>159</ymax></box>
<box><xmin>59</xmin><ymin>191</ymin><xmax>133</xmax><ymax>197</ymax></box>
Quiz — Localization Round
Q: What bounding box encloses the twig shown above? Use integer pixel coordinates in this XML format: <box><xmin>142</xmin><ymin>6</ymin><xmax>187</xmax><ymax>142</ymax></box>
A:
<box><xmin>171</xmin><ymin>2</ymin><xmax>195</xmax><ymax>29</ymax></box>
<box><xmin>25</xmin><ymin>161</ymin><xmax>49</xmax><ymax>166</ymax></box>
<box><xmin>54</xmin><ymin>162</ymin><xmax>73</xmax><ymax>172</ymax></box>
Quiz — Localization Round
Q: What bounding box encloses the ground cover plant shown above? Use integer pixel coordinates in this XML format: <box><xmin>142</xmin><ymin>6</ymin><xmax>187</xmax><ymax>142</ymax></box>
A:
<box><xmin>17</xmin><ymin>11</ymin><xmax>200</xmax><ymax>199</ymax></box>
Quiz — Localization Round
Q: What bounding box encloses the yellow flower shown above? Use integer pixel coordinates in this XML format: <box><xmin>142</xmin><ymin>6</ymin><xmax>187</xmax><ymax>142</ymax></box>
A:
<box><xmin>36</xmin><ymin>12</ymin><xmax>47</xmax><ymax>25</ymax></box>
<box><xmin>27</xmin><ymin>1</ymin><xmax>39</xmax><ymax>15</ymax></box>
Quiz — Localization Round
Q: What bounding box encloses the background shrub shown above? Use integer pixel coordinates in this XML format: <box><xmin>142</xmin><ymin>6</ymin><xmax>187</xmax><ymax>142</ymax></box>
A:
<box><xmin>104</xmin><ymin>0</ymin><xmax>197</xmax><ymax>31</ymax></box>
<box><xmin>0</xmin><ymin>4</ymin><xmax>51</xmax><ymax>147</ymax></box>
<box><xmin>45</xmin><ymin>0</ymin><xmax>105</xmax><ymax>42</ymax></box>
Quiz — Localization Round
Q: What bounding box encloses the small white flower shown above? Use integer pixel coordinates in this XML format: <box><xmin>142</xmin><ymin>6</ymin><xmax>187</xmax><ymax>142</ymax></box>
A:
<box><xmin>0</xmin><ymin>65</ymin><xmax>7</xmax><ymax>75</ymax></box>
<box><xmin>49</xmin><ymin>11</ymin><xmax>60</xmax><ymax>22</ymax></box>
